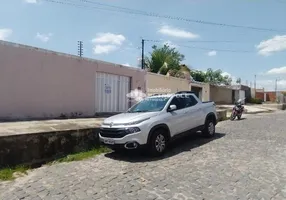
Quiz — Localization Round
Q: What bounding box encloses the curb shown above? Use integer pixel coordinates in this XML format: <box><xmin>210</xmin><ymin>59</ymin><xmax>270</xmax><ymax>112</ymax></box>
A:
<box><xmin>218</xmin><ymin>116</ymin><xmax>229</xmax><ymax>122</ymax></box>
<box><xmin>244</xmin><ymin>110</ymin><xmax>274</xmax><ymax>114</ymax></box>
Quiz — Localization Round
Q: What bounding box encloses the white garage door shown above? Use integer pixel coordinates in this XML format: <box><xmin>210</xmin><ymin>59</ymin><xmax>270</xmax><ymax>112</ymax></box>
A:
<box><xmin>239</xmin><ymin>90</ymin><xmax>246</xmax><ymax>104</ymax></box>
<box><xmin>95</xmin><ymin>72</ymin><xmax>131</xmax><ymax>112</ymax></box>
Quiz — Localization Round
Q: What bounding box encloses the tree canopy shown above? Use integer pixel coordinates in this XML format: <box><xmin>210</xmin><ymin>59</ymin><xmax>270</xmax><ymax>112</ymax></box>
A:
<box><xmin>145</xmin><ymin>44</ymin><xmax>184</xmax><ymax>75</ymax></box>
<box><xmin>190</xmin><ymin>69</ymin><xmax>232</xmax><ymax>85</ymax></box>
<box><xmin>205</xmin><ymin>68</ymin><xmax>232</xmax><ymax>86</ymax></box>
<box><xmin>190</xmin><ymin>70</ymin><xmax>206</xmax><ymax>82</ymax></box>
<box><xmin>145</xmin><ymin>44</ymin><xmax>233</xmax><ymax>86</ymax></box>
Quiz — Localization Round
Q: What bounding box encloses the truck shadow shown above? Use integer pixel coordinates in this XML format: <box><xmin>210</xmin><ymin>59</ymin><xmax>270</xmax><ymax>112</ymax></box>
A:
<box><xmin>104</xmin><ymin>132</ymin><xmax>225</xmax><ymax>162</ymax></box>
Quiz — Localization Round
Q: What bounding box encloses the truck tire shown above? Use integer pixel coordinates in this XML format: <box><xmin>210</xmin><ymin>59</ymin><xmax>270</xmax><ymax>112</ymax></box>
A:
<box><xmin>202</xmin><ymin>118</ymin><xmax>216</xmax><ymax>138</ymax></box>
<box><xmin>148</xmin><ymin>128</ymin><xmax>168</xmax><ymax>157</ymax></box>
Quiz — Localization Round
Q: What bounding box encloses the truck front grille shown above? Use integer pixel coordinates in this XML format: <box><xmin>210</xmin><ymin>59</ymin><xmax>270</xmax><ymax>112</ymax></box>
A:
<box><xmin>99</xmin><ymin>128</ymin><xmax>128</xmax><ymax>138</ymax></box>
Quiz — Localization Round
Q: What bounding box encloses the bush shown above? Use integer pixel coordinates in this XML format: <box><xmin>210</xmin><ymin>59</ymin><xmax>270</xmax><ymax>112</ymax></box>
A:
<box><xmin>249</xmin><ymin>98</ymin><xmax>263</xmax><ymax>104</ymax></box>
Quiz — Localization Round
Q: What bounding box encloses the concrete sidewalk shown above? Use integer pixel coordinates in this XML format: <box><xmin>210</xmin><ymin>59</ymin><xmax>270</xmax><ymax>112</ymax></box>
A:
<box><xmin>0</xmin><ymin>118</ymin><xmax>105</xmax><ymax>167</ymax></box>
<box><xmin>216</xmin><ymin>104</ymin><xmax>276</xmax><ymax>114</ymax></box>
<box><xmin>0</xmin><ymin>118</ymin><xmax>105</xmax><ymax>137</ymax></box>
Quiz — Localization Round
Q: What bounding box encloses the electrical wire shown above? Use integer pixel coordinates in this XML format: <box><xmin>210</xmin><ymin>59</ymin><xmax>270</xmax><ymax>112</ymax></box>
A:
<box><xmin>42</xmin><ymin>0</ymin><xmax>285</xmax><ymax>33</ymax></box>
<box><xmin>144</xmin><ymin>39</ymin><xmax>254</xmax><ymax>53</ymax></box>
<box><xmin>185</xmin><ymin>40</ymin><xmax>242</xmax><ymax>43</ymax></box>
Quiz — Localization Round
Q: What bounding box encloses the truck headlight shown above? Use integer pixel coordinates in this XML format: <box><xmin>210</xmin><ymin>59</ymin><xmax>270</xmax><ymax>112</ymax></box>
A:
<box><xmin>125</xmin><ymin>127</ymin><xmax>141</xmax><ymax>134</ymax></box>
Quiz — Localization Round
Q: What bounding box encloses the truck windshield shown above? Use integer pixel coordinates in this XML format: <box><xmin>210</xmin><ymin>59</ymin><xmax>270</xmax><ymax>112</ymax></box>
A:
<box><xmin>128</xmin><ymin>97</ymin><xmax>170</xmax><ymax>113</ymax></box>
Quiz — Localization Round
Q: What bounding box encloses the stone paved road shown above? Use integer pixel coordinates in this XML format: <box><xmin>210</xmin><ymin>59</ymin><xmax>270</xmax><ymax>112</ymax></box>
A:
<box><xmin>1</xmin><ymin>111</ymin><xmax>286</xmax><ymax>200</ymax></box>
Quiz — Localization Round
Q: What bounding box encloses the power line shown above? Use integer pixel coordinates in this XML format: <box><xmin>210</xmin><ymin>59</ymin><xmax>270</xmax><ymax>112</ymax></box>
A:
<box><xmin>161</xmin><ymin>39</ymin><xmax>248</xmax><ymax>44</ymax></box>
<box><xmin>77</xmin><ymin>0</ymin><xmax>147</xmax><ymax>14</ymax></box>
<box><xmin>185</xmin><ymin>40</ymin><xmax>242</xmax><ymax>43</ymax></box>
<box><xmin>179</xmin><ymin>44</ymin><xmax>252</xmax><ymax>53</ymax></box>
<box><xmin>153</xmin><ymin>39</ymin><xmax>286</xmax><ymax>45</ymax></box>
<box><xmin>42</xmin><ymin>0</ymin><xmax>285</xmax><ymax>33</ymax></box>
<box><xmin>144</xmin><ymin>39</ymin><xmax>254</xmax><ymax>53</ymax></box>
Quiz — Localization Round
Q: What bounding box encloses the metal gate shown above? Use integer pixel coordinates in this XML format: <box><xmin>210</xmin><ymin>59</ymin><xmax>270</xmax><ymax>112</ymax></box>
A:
<box><xmin>95</xmin><ymin>72</ymin><xmax>131</xmax><ymax>112</ymax></box>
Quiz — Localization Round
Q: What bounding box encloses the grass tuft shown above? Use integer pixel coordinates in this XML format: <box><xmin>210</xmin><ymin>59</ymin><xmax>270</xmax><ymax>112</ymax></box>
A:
<box><xmin>0</xmin><ymin>165</ymin><xmax>29</xmax><ymax>181</ymax></box>
<box><xmin>50</xmin><ymin>146</ymin><xmax>111</xmax><ymax>164</ymax></box>
<box><xmin>0</xmin><ymin>146</ymin><xmax>110</xmax><ymax>181</ymax></box>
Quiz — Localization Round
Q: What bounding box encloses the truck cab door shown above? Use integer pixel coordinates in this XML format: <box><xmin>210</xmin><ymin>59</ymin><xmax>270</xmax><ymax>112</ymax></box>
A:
<box><xmin>165</xmin><ymin>97</ymin><xmax>186</xmax><ymax>136</ymax></box>
<box><xmin>182</xmin><ymin>94</ymin><xmax>204</xmax><ymax>129</ymax></box>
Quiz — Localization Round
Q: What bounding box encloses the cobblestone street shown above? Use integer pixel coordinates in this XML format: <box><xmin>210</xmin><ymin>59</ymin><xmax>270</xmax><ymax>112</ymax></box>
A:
<box><xmin>1</xmin><ymin>111</ymin><xmax>286</xmax><ymax>200</ymax></box>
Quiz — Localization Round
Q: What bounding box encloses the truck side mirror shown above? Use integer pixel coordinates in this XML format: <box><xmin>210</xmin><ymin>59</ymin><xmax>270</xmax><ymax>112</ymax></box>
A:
<box><xmin>168</xmin><ymin>104</ymin><xmax>177</xmax><ymax>112</ymax></box>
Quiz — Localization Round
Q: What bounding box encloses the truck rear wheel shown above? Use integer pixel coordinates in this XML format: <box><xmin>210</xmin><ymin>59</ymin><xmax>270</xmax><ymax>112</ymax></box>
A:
<box><xmin>202</xmin><ymin>118</ymin><xmax>216</xmax><ymax>138</ymax></box>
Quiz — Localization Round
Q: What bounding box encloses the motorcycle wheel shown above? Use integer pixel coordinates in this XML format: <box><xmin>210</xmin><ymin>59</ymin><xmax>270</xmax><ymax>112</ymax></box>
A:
<box><xmin>237</xmin><ymin>114</ymin><xmax>242</xmax><ymax>120</ymax></box>
<box><xmin>230</xmin><ymin>112</ymin><xmax>236</xmax><ymax>121</ymax></box>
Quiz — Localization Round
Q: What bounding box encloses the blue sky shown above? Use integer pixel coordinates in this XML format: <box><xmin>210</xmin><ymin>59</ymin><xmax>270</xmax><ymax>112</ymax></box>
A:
<box><xmin>1</xmin><ymin>0</ymin><xmax>286</xmax><ymax>91</ymax></box>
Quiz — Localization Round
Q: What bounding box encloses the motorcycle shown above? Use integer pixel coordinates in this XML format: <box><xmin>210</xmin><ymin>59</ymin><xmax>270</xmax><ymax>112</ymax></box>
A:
<box><xmin>230</xmin><ymin>99</ymin><xmax>245</xmax><ymax>121</ymax></box>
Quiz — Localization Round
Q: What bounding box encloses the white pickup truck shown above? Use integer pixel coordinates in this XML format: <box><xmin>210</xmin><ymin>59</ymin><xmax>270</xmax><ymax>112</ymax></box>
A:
<box><xmin>99</xmin><ymin>91</ymin><xmax>218</xmax><ymax>156</ymax></box>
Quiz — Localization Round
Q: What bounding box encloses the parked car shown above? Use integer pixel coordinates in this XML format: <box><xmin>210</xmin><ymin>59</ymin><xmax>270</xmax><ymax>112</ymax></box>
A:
<box><xmin>99</xmin><ymin>91</ymin><xmax>218</xmax><ymax>156</ymax></box>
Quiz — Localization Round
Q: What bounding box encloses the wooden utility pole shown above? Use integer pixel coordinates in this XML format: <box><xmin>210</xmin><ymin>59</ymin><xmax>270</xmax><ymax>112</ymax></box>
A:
<box><xmin>141</xmin><ymin>39</ymin><xmax>145</xmax><ymax>69</ymax></box>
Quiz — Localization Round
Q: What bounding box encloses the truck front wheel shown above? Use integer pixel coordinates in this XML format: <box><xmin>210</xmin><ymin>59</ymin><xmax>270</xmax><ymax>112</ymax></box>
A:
<box><xmin>148</xmin><ymin>128</ymin><xmax>168</xmax><ymax>157</ymax></box>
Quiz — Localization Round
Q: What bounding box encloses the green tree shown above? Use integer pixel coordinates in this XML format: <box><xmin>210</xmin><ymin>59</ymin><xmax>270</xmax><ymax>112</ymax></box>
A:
<box><xmin>190</xmin><ymin>70</ymin><xmax>206</xmax><ymax>82</ymax></box>
<box><xmin>204</xmin><ymin>68</ymin><xmax>232</xmax><ymax>85</ymax></box>
<box><xmin>223</xmin><ymin>75</ymin><xmax>232</xmax><ymax>86</ymax></box>
<box><xmin>144</xmin><ymin>44</ymin><xmax>232</xmax><ymax>85</ymax></box>
<box><xmin>236</xmin><ymin>78</ymin><xmax>241</xmax><ymax>84</ymax></box>
<box><xmin>145</xmin><ymin>44</ymin><xmax>185</xmax><ymax>75</ymax></box>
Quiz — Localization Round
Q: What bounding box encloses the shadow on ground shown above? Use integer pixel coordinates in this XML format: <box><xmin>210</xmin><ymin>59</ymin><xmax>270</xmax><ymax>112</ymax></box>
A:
<box><xmin>230</xmin><ymin>117</ymin><xmax>246</xmax><ymax>121</ymax></box>
<box><xmin>104</xmin><ymin>132</ymin><xmax>226</xmax><ymax>162</ymax></box>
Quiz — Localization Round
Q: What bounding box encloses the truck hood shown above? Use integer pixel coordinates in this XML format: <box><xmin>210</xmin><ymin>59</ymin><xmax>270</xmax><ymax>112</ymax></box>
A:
<box><xmin>103</xmin><ymin>112</ymin><xmax>159</xmax><ymax>125</ymax></box>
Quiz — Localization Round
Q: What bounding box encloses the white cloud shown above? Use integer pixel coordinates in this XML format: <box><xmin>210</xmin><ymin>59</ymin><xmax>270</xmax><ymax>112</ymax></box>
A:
<box><xmin>24</xmin><ymin>0</ymin><xmax>38</xmax><ymax>3</ymax></box>
<box><xmin>93</xmin><ymin>44</ymin><xmax>118</xmax><ymax>55</ymax></box>
<box><xmin>122</xmin><ymin>63</ymin><xmax>130</xmax><ymax>66</ymax></box>
<box><xmin>207</xmin><ymin>51</ymin><xmax>217</xmax><ymax>56</ymax></box>
<box><xmin>256</xmin><ymin>79</ymin><xmax>286</xmax><ymax>91</ymax></box>
<box><xmin>0</xmin><ymin>28</ymin><xmax>12</xmax><ymax>40</ymax></box>
<box><xmin>91</xmin><ymin>32</ymin><xmax>126</xmax><ymax>55</ymax></box>
<box><xmin>158</xmin><ymin>25</ymin><xmax>199</xmax><ymax>39</ymax></box>
<box><xmin>266</xmin><ymin>66</ymin><xmax>286</xmax><ymax>75</ymax></box>
<box><xmin>256</xmin><ymin>35</ymin><xmax>286</xmax><ymax>56</ymax></box>
<box><xmin>36</xmin><ymin>32</ymin><xmax>53</xmax><ymax>42</ymax></box>
<box><xmin>92</xmin><ymin>33</ymin><xmax>125</xmax><ymax>45</ymax></box>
